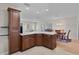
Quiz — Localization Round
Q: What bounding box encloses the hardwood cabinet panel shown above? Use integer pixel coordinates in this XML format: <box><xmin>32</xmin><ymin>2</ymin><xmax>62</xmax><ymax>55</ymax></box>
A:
<box><xmin>43</xmin><ymin>34</ymin><xmax>49</xmax><ymax>47</ymax></box>
<box><xmin>43</xmin><ymin>34</ymin><xmax>57</xmax><ymax>49</ymax></box>
<box><xmin>21</xmin><ymin>36</ymin><xmax>30</xmax><ymax>51</ymax></box>
<box><xmin>8</xmin><ymin>8</ymin><xmax>21</xmax><ymax>54</ymax></box>
<box><xmin>30</xmin><ymin>38</ymin><xmax>35</xmax><ymax>47</ymax></box>
<box><xmin>36</xmin><ymin>34</ymin><xmax>43</xmax><ymax>46</ymax></box>
<box><xmin>51</xmin><ymin>34</ymin><xmax>57</xmax><ymax>49</ymax></box>
<box><xmin>29</xmin><ymin>34</ymin><xmax>36</xmax><ymax>47</ymax></box>
<box><xmin>21</xmin><ymin>35</ymin><xmax>36</xmax><ymax>51</ymax></box>
<box><xmin>21</xmin><ymin>34</ymin><xmax>57</xmax><ymax>52</ymax></box>
<box><xmin>9</xmin><ymin>33</ymin><xmax>20</xmax><ymax>53</ymax></box>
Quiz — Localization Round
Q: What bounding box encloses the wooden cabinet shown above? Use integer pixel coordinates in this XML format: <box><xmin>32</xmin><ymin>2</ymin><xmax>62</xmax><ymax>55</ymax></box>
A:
<box><xmin>8</xmin><ymin>8</ymin><xmax>21</xmax><ymax>54</ymax></box>
<box><xmin>35</xmin><ymin>34</ymin><xmax>43</xmax><ymax>46</ymax></box>
<box><xmin>51</xmin><ymin>34</ymin><xmax>57</xmax><ymax>49</ymax></box>
<box><xmin>21</xmin><ymin>34</ymin><xmax>57</xmax><ymax>51</ymax></box>
<box><xmin>43</xmin><ymin>34</ymin><xmax>57</xmax><ymax>49</ymax></box>
<box><xmin>21</xmin><ymin>35</ymin><xmax>30</xmax><ymax>51</ymax></box>
<box><xmin>21</xmin><ymin>35</ymin><xmax>36</xmax><ymax>51</ymax></box>
<box><xmin>29</xmin><ymin>35</ymin><xmax>36</xmax><ymax>47</ymax></box>
<box><xmin>43</xmin><ymin>34</ymin><xmax>50</xmax><ymax>47</ymax></box>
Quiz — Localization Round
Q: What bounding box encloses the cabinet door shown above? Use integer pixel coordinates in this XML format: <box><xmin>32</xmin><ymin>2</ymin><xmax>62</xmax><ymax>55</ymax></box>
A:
<box><xmin>29</xmin><ymin>35</ymin><xmax>35</xmax><ymax>47</ymax></box>
<box><xmin>30</xmin><ymin>38</ymin><xmax>35</xmax><ymax>47</ymax></box>
<box><xmin>43</xmin><ymin>34</ymin><xmax>52</xmax><ymax>49</ymax></box>
<box><xmin>9</xmin><ymin>32</ymin><xmax>20</xmax><ymax>53</ymax></box>
<box><xmin>21</xmin><ymin>36</ymin><xmax>30</xmax><ymax>51</ymax></box>
<box><xmin>47</xmin><ymin>35</ymin><xmax>52</xmax><ymax>48</ymax></box>
<box><xmin>8</xmin><ymin>8</ymin><xmax>21</xmax><ymax>54</ymax></box>
<box><xmin>46</xmin><ymin>35</ymin><xmax>50</xmax><ymax>47</ymax></box>
<box><xmin>42</xmin><ymin>34</ymin><xmax>48</xmax><ymax>46</ymax></box>
<box><xmin>51</xmin><ymin>34</ymin><xmax>57</xmax><ymax>49</ymax></box>
<box><xmin>36</xmin><ymin>34</ymin><xmax>42</xmax><ymax>45</ymax></box>
<box><xmin>46</xmin><ymin>34</ymin><xmax>57</xmax><ymax>49</ymax></box>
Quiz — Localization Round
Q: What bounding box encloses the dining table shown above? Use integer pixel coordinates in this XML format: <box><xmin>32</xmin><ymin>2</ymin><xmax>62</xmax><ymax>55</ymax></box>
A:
<box><xmin>56</xmin><ymin>32</ymin><xmax>66</xmax><ymax>40</ymax></box>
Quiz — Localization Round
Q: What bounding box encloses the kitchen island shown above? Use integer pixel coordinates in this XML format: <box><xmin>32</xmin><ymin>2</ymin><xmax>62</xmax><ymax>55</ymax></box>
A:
<box><xmin>20</xmin><ymin>32</ymin><xmax>57</xmax><ymax>51</ymax></box>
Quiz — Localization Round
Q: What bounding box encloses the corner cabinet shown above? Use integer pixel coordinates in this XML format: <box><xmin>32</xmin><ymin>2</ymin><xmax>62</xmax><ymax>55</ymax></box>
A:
<box><xmin>43</xmin><ymin>34</ymin><xmax>57</xmax><ymax>49</ymax></box>
<box><xmin>20</xmin><ymin>35</ymin><xmax>36</xmax><ymax>51</ymax></box>
<box><xmin>8</xmin><ymin>8</ymin><xmax>21</xmax><ymax>54</ymax></box>
<box><xmin>20</xmin><ymin>34</ymin><xmax>57</xmax><ymax>51</ymax></box>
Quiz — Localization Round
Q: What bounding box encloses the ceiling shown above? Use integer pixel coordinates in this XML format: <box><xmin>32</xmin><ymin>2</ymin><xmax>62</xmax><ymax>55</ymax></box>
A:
<box><xmin>18</xmin><ymin>3</ymin><xmax>79</xmax><ymax>20</ymax></box>
<box><xmin>15</xmin><ymin>3</ymin><xmax>53</xmax><ymax>20</ymax></box>
<box><xmin>0</xmin><ymin>3</ymin><xmax>79</xmax><ymax>21</ymax></box>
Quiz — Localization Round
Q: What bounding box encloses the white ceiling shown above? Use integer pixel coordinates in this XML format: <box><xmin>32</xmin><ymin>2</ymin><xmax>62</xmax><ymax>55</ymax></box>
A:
<box><xmin>16</xmin><ymin>3</ymin><xmax>79</xmax><ymax>20</ymax></box>
<box><xmin>0</xmin><ymin>3</ymin><xmax>79</xmax><ymax>20</ymax></box>
<box><xmin>17</xmin><ymin>3</ymin><xmax>52</xmax><ymax>20</ymax></box>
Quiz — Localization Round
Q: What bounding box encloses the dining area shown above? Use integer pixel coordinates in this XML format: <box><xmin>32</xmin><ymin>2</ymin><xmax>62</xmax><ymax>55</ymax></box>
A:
<box><xmin>55</xmin><ymin>29</ymin><xmax>72</xmax><ymax>42</ymax></box>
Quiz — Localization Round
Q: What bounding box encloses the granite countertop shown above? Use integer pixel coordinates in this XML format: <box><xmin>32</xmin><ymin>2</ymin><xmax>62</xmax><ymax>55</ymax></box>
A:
<box><xmin>20</xmin><ymin>31</ymin><xmax>56</xmax><ymax>36</ymax></box>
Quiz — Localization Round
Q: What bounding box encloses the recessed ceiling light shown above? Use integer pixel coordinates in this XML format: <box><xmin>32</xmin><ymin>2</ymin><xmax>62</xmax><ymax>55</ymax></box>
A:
<box><xmin>36</xmin><ymin>11</ymin><xmax>40</xmax><ymax>14</ymax></box>
<box><xmin>25</xmin><ymin>7</ymin><xmax>29</xmax><ymax>10</ymax></box>
<box><xmin>45</xmin><ymin>9</ymin><xmax>49</xmax><ymax>11</ymax></box>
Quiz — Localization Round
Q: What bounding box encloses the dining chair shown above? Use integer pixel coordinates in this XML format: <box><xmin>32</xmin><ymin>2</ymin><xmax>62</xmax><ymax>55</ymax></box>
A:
<box><xmin>62</xmin><ymin>30</ymin><xmax>71</xmax><ymax>42</ymax></box>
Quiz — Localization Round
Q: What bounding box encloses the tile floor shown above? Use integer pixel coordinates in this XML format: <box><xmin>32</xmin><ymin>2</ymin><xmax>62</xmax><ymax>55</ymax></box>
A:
<box><xmin>12</xmin><ymin>40</ymin><xmax>79</xmax><ymax>55</ymax></box>
<box><xmin>12</xmin><ymin>46</ymin><xmax>73</xmax><ymax>55</ymax></box>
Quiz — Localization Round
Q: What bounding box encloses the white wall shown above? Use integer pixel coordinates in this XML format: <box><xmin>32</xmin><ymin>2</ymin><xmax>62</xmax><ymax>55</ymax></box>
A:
<box><xmin>77</xmin><ymin>16</ymin><xmax>79</xmax><ymax>40</ymax></box>
<box><xmin>0</xmin><ymin>4</ymin><xmax>8</xmax><ymax>54</ymax></box>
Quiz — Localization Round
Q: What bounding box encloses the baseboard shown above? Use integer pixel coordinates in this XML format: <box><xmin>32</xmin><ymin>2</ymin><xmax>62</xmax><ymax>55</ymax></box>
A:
<box><xmin>0</xmin><ymin>51</ymin><xmax>8</xmax><ymax>55</ymax></box>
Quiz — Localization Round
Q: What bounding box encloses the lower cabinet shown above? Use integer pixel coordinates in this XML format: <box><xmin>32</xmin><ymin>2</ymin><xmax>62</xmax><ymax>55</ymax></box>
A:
<box><xmin>29</xmin><ymin>35</ymin><xmax>36</xmax><ymax>47</ymax></box>
<box><xmin>43</xmin><ymin>34</ymin><xmax>51</xmax><ymax>48</ymax></box>
<box><xmin>20</xmin><ymin>34</ymin><xmax>57</xmax><ymax>51</ymax></box>
<box><xmin>51</xmin><ymin>34</ymin><xmax>57</xmax><ymax>49</ymax></box>
<box><xmin>43</xmin><ymin>34</ymin><xmax>57</xmax><ymax>49</ymax></box>
<box><xmin>35</xmin><ymin>34</ymin><xmax>43</xmax><ymax>46</ymax></box>
<box><xmin>21</xmin><ymin>36</ymin><xmax>30</xmax><ymax>51</ymax></box>
<box><xmin>21</xmin><ymin>35</ymin><xmax>35</xmax><ymax>51</ymax></box>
